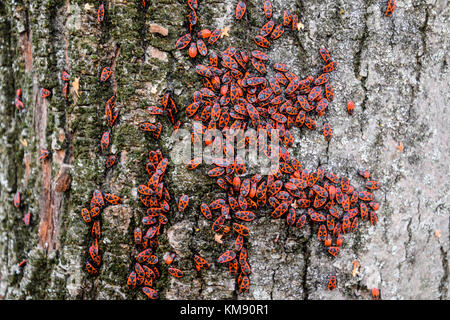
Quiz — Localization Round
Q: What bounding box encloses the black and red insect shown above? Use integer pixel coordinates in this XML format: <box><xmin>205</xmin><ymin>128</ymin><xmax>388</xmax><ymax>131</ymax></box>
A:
<box><xmin>328</xmin><ymin>275</ymin><xmax>337</xmax><ymax>290</ymax></box>
<box><xmin>98</xmin><ymin>3</ymin><xmax>105</xmax><ymax>22</ymax></box>
<box><xmin>100</xmin><ymin>67</ymin><xmax>112</xmax><ymax>82</ymax></box>
<box><xmin>235</xmin><ymin>1</ymin><xmax>247</xmax><ymax>20</ymax></box>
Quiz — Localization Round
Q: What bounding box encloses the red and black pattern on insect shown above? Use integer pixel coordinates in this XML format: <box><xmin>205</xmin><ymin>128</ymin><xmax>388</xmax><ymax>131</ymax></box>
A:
<box><xmin>98</xmin><ymin>2</ymin><xmax>105</xmax><ymax>23</ymax></box>
<box><xmin>140</xmin><ymin>92</ymin><xmax>179</xmax><ymax>138</ymax></box>
<box><xmin>263</xmin><ymin>1</ymin><xmax>273</xmax><ymax>19</ymax></box>
<box><xmin>13</xmin><ymin>191</ymin><xmax>21</xmax><ymax>208</ymax></box>
<box><xmin>178</xmin><ymin>194</ymin><xmax>190</xmax><ymax>212</ymax></box>
<box><xmin>14</xmin><ymin>88</ymin><xmax>25</xmax><ymax>111</ymax></box>
<box><xmin>176</xmin><ymin>1</ymin><xmax>222</xmax><ymax>58</ymax></box>
<box><xmin>385</xmin><ymin>0</ymin><xmax>395</xmax><ymax>17</ymax></box>
<box><xmin>82</xmin><ymin>188</ymin><xmax>122</xmax><ymax>275</ymax></box>
<box><xmin>177</xmin><ymin>5</ymin><xmax>382</xmax><ymax>294</ymax></box>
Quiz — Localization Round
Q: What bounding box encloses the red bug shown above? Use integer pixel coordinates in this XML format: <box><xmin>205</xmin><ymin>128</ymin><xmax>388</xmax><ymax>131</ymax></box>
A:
<box><xmin>358</xmin><ymin>191</ymin><xmax>374</xmax><ymax>201</ymax></box>
<box><xmin>282</xmin><ymin>9</ymin><xmax>292</xmax><ymax>26</ymax></box>
<box><xmin>260</xmin><ymin>20</ymin><xmax>275</xmax><ymax>37</ymax></box>
<box><xmin>328</xmin><ymin>275</ymin><xmax>337</xmax><ymax>290</ymax></box>
<box><xmin>197</xmin><ymin>29</ymin><xmax>212</xmax><ymax>39</ymax></box>
<box><xmin>178</xmin><ymin>194</ymin><xmax>189</xmax><ymax>212</ymax></box>
<box><xmin>197</xmin><ymin>39</ymin><xmax>208</xmax><ymax>56</ymax></box>
<box><xmin>385</xmin><ymin>0</ymin><xmax>395</xmax><ymax>17</ymax></box>
<box><xmin>89</xmin><ymin>207</ymin><xmax>100</xmax><ymax>219</ymax></box>
<box><xmin>18</xmin><ymin>259</ymin><xmax>27</xmax><ymax>268</ymax></box>
<box><xmin>372</xmin><ymin>288</ymin><xmax>380</xmax><ymax>300</ymax></box>
<box><xmin>85</xmin><ymin>261</ymin><xmax>99</xmax><ymax>275</ymax></box>
<box><xmin>233</xmin><ymin>223</ymin><xmax>250</xmax><ymax>237</ymax></box>
<box><xmin>41</xmin><ymin>88</ymin><xmax>51</xmax><ymax>99</ymax></box>
<box><xmin>347</xmin><ymin>100</ymin><xmax>355</xmax><ymax>115</ymax></box>
<box><xmin>61</xmin><ymin>70</ymin><xmax>70</xmax><ymax>82</ymax></box>
<box><xmin>142</xmin><ymin>287</ymin><xmax>159</xmax><ymax>299</ymax></box>
<box><xmin>324</xmin><ymin>82</ymin><xmax>334</xmax><ymax>101</ymax></box>
<box><xmin>252</xmin><ymin>50</ymin><xmax>269</xmax><ymax>61</ymax></box>
<box><xmin>369</xmin><ymin>201</ymin><xmax>380</xmax><ymax>211</ymax></box>
<box><xmin>217</xmin><ymin>250</ymin><xmax>236</xmax><ymax>263</ymax></box>
<box><xmin>200</xmin><ymin>203</ymin><xmax>212</xmax><ymax>220</ymax></box>
<box><xmin>358</xmin><ymin>169</ymin><xmax>370</xmax><ymax>179</ymax></box>
<box><xmin>104</xmin><ymin>193</ymin><xmax>122</xmax><ymax>205</ymax></box>
<box><xmin>127</xmin><ymin>271</ymin><xmax>137</xmax><ymax>289</ymax></box>
<box><xmin>291</xmin><ymin>14</ymin><xmax>298</xmax><ymax>31</ymax></box>
<box><xmin>370</xmin><ymin>210</ymin><xmax>378</xmax><ymax>226</ymax></box>
<box><xmin>194</xmin><ymin>254</ymin><xmax>210</xmax><ymax>270</ymax></box>
<box><xmin>63</xmin><ymin>82</ymin><xmax>69</xmax><ymax>100</ymax></box>
<box><xmin>98</xmin><ymin>3</ymin><xmax>105</xmax><ymax>22</ymax></box>
<box><xmin>366</xmin><ymin>180</ymin><xmax>381</xmax><ymax>190</ymax></box>
<box><xmin>239</xmin><ymin>275</ymin><xmax>250</xmax><ymax>292</ymax></box>
<box><xmin>319</xmin><ymin>48</ymin><xmax>332</xmax><ymax>63</ymax></box>
<box><xmin>14</xmin><ymin>192</ymin><xmax>21</xmax><ymax>208</ymax></box>
<box><xmin>100</xmin><ymin>131</ymin><xmax>110</xmax><ymax>151</ymax></box>
<box><xmin>188</xmin><ymin>0</ymin><xmax>198</xmax><ymax>11</ymax></box>
<box><xmin>235</xmin><ymin>210</ymin><xmax>256</xmax><ymax>222</ymax></box>
<box><xmin>208</xmin><ymin>29</ymin><xmax>222</xmax><ymax>45</ymax></box>
<box><xmin>15</xmin><ymin>97</ymin><xmax>24</xmax><ymax>111</ymax></box>
<box><xmin>327</xmin><ymin>246</ymin><xmax>340</xmax><ymax>257</ymax></box>
<box><xmin>235</xmin><ymin>1</ymin><xmax>247</xmax><ymax>20</ymax></box>
<box><xmin>168</xmin><ymin>267</ymin><xmax>184</xmax><ymax>278</ymax></box>
<box><xmin>318</xmin><ymin>224</ymin><xmax>327</xmax><ymax>241</ymax></box>
<box><xmin>40</xmin><ymin>149</ymin><xmax>51</xmax><ymax>160</ymax></box>
<box><xmin>323</xmin><ymin>61</ymin><xmax>338</xmax><ymax>73</ymax></box>
<box><xmin>100</xmin><ymin>67</ymin><xmax>112</xmax><ymax>82</ymax></box>
<box><xmin>263</xmin><ymin>1</ymin><xmax>273</xmax><ymax>19</ymax></box>
<box><xmin>186</xmin><ymin>157</ymin><xmax>202</xmax><ymax>170</ymax></box>
<box><xmin>81</xmin><ymin>208</ymin><xmax>91</xmax><ymax>223</ymax></box>
<box><xmin>270</xmin><ymin>24</ymin><xmax>284</xmax><ymax>40</ymax></box>
<box><xmin>188</xmin><ymin>10</ymin><xmax>198</xmax><ymax>27</ymax></box>
<box><xmin>91</xmin><ymin>189</ymin><xmax>105</xmax><ymax>208</ymax></box>
<box><xmin>134</xmin><ymin>227</ymin><xmax>143</xmax><ymax>245</ymax></box>
<box><xmin>24</xmin><ymin>212</ymin><xmax>31</xmax><ymax>226</ymax></box>
<box><xmin>91</xmin><ymin>220</ymin><xmax>101</xmax><ymax>239</ymax></box>
<box><xmin>323</xmin><ymin>122</ymin><xmax>333</xmax><ymax>142</ymax></box>
<box><xmin>105</xmin><ymin>155</ymin><xmax>117</xmax><ymax>168</ymax></box>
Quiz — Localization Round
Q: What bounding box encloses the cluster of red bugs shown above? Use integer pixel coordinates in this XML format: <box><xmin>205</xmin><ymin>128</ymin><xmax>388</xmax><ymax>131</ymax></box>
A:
<box><xmin>81</xmin><ymin>189</ymin><xmax>122</xmax><ymax>275</ymax></box>
<box><xmin>176</xmin><ymin>0</ymin><xmax>223</xmax><ymax>59</ymax></box>
<box><xmin>235</xmin><ymin>0</ymin><xmax>300</xmax><ymax>47</ymax></box>
<box><xmin>173</xmin><ymin>0</ymin><xmax>382</xmax><ymax>295</ymax></box>
<box><xmin>140</xmin><ymin>92</ymin><xmax>181</xmax><ymax>139</ymax></box>
<box><xmin>126</xmin><ymin>149</ymin><xmax>179</xmax><ymax>299</ymax></box>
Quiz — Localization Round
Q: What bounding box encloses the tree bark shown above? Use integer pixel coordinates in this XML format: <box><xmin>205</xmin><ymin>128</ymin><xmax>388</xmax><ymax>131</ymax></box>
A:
<box><xmin>0</xmin><ymin>0</ymin><xmax>448</xmax><ymax>299</ymax></box>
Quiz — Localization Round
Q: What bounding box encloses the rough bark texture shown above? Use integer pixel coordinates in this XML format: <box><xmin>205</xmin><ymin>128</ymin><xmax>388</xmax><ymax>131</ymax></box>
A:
<box><xmin>0</xmin><ymin>0</ymin><xmax>448</xmax><ymax>300</ymax></box>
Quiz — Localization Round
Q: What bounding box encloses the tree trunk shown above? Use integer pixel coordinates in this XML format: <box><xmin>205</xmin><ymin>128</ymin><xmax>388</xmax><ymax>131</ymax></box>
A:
<box><xmin>0</xmin><ymin>0</ymin><xmax>448</xmax><ymax>300</ymax></box>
